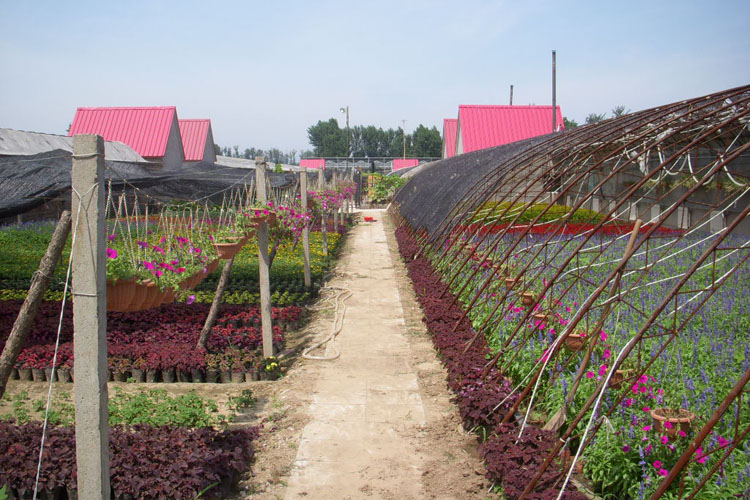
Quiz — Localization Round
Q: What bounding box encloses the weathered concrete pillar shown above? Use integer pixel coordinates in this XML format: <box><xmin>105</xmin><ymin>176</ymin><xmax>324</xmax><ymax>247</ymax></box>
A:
<box><xmin>72</xmin><ymin>135</ymin><xmax>110</xmax><ymax>500</ymax></box>
<box><xmin>709</xmin><ymin>210</ymin><xmax>725</xmax><ymax>234</ymax></box>
<box><xmin>301</xmin><ymin>169</ymin><xmax>311</xmax><ymax>288</ymax></box>
<box><xmin>650</xmin><ymin>204</ymin><xmax>661</xmax><ymax>224</ymax></box>
<box><xmin>255</xmin><ymin>158</ymin><xmax>274</xmax><ymax>358</ymax></box>
<box><xmin>318</xmin><ymin>169</ymin><xmax>328</xmax><ymax>256</ymax></box>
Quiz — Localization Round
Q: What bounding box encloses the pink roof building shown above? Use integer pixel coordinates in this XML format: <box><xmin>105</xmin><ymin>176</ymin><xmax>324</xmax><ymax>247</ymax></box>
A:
<box><xmin>393</xmin><ymin>158</ymin><xmax>419</xmax><ymax>171</ymax></box>
<box><xmin>442</xmin><ymin>118</ymin><xmax>458</xmax><ymax>159</ymax></box>
<box><xmin>299</xmin><ymin>158</ymin><xmax>326</xmax><ymax>170</ymax></box>
<box><xmin>69</xmin><ymin>106</ymin><xmax>185</xmax><ymax>169</ymax></box>
<box><xmin>455</xmin><ymin>105</ymin><xmax>564</xmax><ymax>155</ymax></box>
<box><xmin>179</xmin><ymin>119</ymin><xmax>216</xmax><ymax>163</ymax></box>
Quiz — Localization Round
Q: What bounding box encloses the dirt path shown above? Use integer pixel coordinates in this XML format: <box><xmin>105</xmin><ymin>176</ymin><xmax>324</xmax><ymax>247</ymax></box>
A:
<box><xmin>243</xmin><ymin>210</ymin><xmax>489</xmax><ymax>499</ymax></box>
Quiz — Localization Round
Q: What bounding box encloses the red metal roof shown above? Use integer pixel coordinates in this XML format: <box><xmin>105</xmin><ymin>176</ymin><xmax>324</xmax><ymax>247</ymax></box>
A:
<box><xmin>457</xmin><ymin>105</ymin><xmax>564</xmax><ymax>154</ymax></box>
<box><xmin>442</xmin><ymin>118</ymin><xmax>458</xmax><ymax>159</ymax></box>
<box><xmin>69</xmin><ymin>106</ymin><xmax>177</xmax><ymax>158</ymax></box>
<box><xmin>393</xmin><ymin>158</ymin><xmax>419</xmax><ymax>170</ymax></box>
<box><xmin>299</xmin><ymin>158</ymin><xmax>325</xmax><ymax>170</ymax></box>
<box><xmin>179</xmin><ymin>119</ymin><xmax>212</xmax><ymax>161</ymax></box>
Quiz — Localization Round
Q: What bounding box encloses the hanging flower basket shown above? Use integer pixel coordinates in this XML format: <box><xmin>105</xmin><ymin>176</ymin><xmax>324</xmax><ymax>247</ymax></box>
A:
<box><xmin>206</xmin><ymin>259</ymin><xmax>220</xmax><ymax>274</ymax></box>
<box><xmin>532</xmin><ymin>311</ymin><xmax>550</xmax><ymax>324</ymax></box>
<box><xmin>505</xmin><ymin>277</ymin><xmax>518</xmax><ymax>290</ymax></box>
<box><xmin>213</xmin><ymin>240</ymin><xmax>244</xmax><ymax>260</ymax></box>
<box><xmin>564</xmin><ymin>331</ymin><xmax>588</xmax><ymax>351</ymax></box>
<box><xmin>650</xmin><ymin>407</ymin><xmax>696</xmax><ymax>438</ymax></box>
<box><xmin>520</xmin><ymin>291</ymin><xmax>536</xmax><ymax>306</ymax></box>
<box><xmin>609</xmin><ymin>369</ymin><xmax>633</xmax><ymax>389</ymax></box>
<box><xmin>107</xmin><ymin>279</ymin><xmax>136</xmax><ymax>312</ymax></box>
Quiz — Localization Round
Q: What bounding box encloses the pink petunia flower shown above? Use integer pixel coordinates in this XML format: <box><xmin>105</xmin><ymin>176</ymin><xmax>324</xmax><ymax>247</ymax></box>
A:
<box><xmin>622</xmin><ymin>445</ymin><xmax>630</xmax><ymax>452</ymax></box>
<box><xmin>677</xmin><ymin>430</ymin><xmax>687</xmax><ymax>438</ymax></box>
<box><xmin>653</xmin><ymin>460</ymin><xmax>662</xmax><ymax>469</ymax></box>
<box><xmin>660</xmin><ymin>435</ymin><xmax>669</xmax><ymax>445</ymax></box>
<box><xmin>186</xmin><ymin>294</ymin><xmax>196</xmax><ymax>305</ymax></box>
<box><xmin>106</xmin><ymin>248</ymin><xmax>117</xmax><ymax>259</ymax></box>
<box><xmin>658</xmin><ymin>468</ymin><xmax>669</xmax><ymax>477</ymax></box>
<box><xmin>642</xmin><ymin>425</ymin><xmax>652</xmax><ymax>432</ymax></box>
<box><xmin>664</xmin><ymin>421</ymin><xmax>673</xmax><ymax>429</ymax></box>
<box><xmin>586</xmin><ymin>371</ymin><xmax>595</xmax><ymax>379</ymax></box>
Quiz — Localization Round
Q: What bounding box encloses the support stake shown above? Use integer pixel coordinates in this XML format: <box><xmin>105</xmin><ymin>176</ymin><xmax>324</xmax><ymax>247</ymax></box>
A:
<box><xmin>301</xmin><ymin>169</ymin><xmax>312</xmax><ymax>288</ymax></box>
<box><xmin>256</xmin><ymin>158</ymin><xmax>274</xmax><ymax>358</ymax></box>
<box><xmin>0</xmin><ymin>210</ymin><xmax>71</xmax><ymax>399</ymax></box>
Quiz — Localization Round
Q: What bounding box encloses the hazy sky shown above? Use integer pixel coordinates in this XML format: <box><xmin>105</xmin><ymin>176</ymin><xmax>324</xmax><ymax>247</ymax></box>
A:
<box><xmin>1</xmin><ymin>1</ymin><xmax>748</xmax><ymax>154</ymax></box>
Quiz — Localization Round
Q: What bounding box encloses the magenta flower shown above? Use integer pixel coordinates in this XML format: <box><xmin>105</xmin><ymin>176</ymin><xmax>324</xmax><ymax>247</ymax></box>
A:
<box><xmin>642</xmin><ymin>425</ymin><xmax>652</xmax><ymax>432</ymax></box>
<box><xmin>143</xmin><ymin>261</ymin><xmax>155</xmax><ymax>270</ymax></box>
<box><xmin>660</xmin><ymin>435</ymin><xmax>669</xmax><ymax>445</ymax></box>
<box><xmin>695</xmin><ymin>447</ymin><xmax>707</xmax><ymax>464</ymax></box>
<box><xmin>643</xmin><ymin>406</ymin><xmax>651</xmax><ymax>413</ymax></box>
<box><xmin>599</xmin><ymin>330</ymin><xmax>608</xmax><ymax>341</ymax></box>
<box><xmin>658</xmin><ymin>468</ymin><xmax>669</xmax><ymax>477</ymax></box>
<box><xmin>677</xmin><ymin>430</ymin><xmax>687</xmax><ymax>438</ymax></box>
<box><xmin>186</xmin><ymin>294</ymin><xmax>196</xmax><ymax>305</ymax></box>
<box><xmin>602</xmin><ymin>348</ymin><xmax>611</xmax><ymax>359</ymax></box>
<box><xmin>137</xmin><ymin>240</ymin><xmax>149</xmax><ymax>249</ymax></box>
<box><xmin>106</xmin><ymin>248</ymin><xmax>117</xmax><ymax>259</ymax></box>
<box><xmin>624</xmin><ymin>398</ymin><xmax>634</xmax><ymax>407</ymax></box>
<box><xmin>718</xmin><ymin>436</ymin><xmax>730</xmax><ymax>448</ymax></box>
<box><xmin>622</xmin><ymin>445</ymin><xmax>630</xmax><ymax>452</ymax></box>
<box><xmin>586</xmin><ymin>371</ymin><xmax>595</xmax><ymax>379</ymax></box>
<box><xmin>107</xmin><ymin>233</ymin><xmax>117</xmax><ymax>241</ymax></box>
<box><xmin>664</xmin><ymin>421</ymin><xmax>673</xmax><ymax>429</ymax></box>
<box><xmin>653</xmin><ymin>460</ymin><xmax>663</xmax><ymax>469</ymax></box>
<box><xmin>598</xmin><ymin>364</ymin><xmax>608</xmax><ymax>376</ymax></box>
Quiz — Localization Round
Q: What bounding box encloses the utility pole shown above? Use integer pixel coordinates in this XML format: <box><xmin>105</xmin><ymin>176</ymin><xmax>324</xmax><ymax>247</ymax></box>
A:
<box><xmin>552</xmin><ymin>50</ymin><xmax>557</xmax><ymax>133</ymax></box>
<box><xmin>402</xmin><ymin>119</ymin><xmax>407</xmax><ymax>159</ymax></box>
<box><xmin>340</xmin><ymin>106</ymin><xmax>350</xmax><ymax>168</ymax></box>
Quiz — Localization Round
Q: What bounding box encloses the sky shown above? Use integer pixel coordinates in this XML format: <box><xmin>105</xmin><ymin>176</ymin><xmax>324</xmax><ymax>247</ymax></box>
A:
<box><xmin>1</xmin><ymin>0</ymin><xmax>748</xmax><ymax>154</ymax></box>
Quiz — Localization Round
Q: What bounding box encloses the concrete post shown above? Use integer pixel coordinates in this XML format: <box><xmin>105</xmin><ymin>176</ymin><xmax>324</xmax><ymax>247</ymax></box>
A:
<box><xmin>71</xmin><ymin>135</ymin><xmax>110</xmax><ymax>500</ymax></box>
<box><xmin>318</xmin><ymin>169</ymin><xmax>328</xmax><ymax>256</ymax></box>
<box><xmin>255</xmin><ymin>158</ymin><xmax>274</xmax><ymax>358</ymax></box>
<box><xmin>301</xmin><ymin>169</ymin><xmax>312</xmax><ymax>288</ymax></box>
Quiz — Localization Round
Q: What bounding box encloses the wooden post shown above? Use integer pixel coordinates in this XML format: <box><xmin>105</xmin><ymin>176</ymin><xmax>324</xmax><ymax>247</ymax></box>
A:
<box><xmin>197</xmin><ymin>257</ymin><xmax>234</xmax><ymax>349</ymax></box>
<box><xmin>0</xmin><ymin>211</ymin><xmax>71</xmax><ymax>399</ymax></box>
<box><xmin>71</xmin><ymin>135</ymin><xmax>110</xmax><ymax>500</ymax></box>
<box><xmin>301</xmin><ymin>169</ymin><xmax>311</xmax><ymax>288</ymax></box>
<box><xmin>256</xmin><ymin>158</ymin><xmax>274</xmax><ymax>358</ymax></box>
<box><xmin>318</xmin><ymin>169</ymin><xmax>328</xmax><ymax>256</ymax></box>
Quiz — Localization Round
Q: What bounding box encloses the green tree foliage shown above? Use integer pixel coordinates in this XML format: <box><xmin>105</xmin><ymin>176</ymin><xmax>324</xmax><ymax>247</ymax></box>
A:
<box><xmin>563</xmin><ymin>117</ymin><xmax>578</xmax><ymax>129</ymax></box>
<box><xmin>308</xmin><ymin>119</ymin><xmax>441</xmax><ymax>158</ymax></box>
<box><xmin>307</xmin><ymin>118</ymin><xmax>347</xmax><ymax>157</ymax></box>
<box><xmin>611</xmin><ymin>105</ymin><xmax>630</xmax><ymax>117</ymax></box>
<box><xmin>585</xmin><ymin>113</ymin><xmax>607</xmax><ymax>124</ymax></box>
<box><xmin>409</xmin><ymin>124</ymin><xmax>441</xmax><ymax>157</ymax></box>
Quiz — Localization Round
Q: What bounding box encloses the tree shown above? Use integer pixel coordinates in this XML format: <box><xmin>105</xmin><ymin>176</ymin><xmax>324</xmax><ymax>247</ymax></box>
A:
<box><xmin>611</xmin><ymin>105</ymin><xmax>630</xmax><ymax>118</ymax></box>
<box><xmin>409</xmin><ymin>125</ymin><xmax>441</xmax><ymax>157</ymax></box>
<box><xmin>307</xmin><ymin>118</ymin><xmax>346</xmax><ymax>157</ymax></box>
<box><xmin>213</xmin><ymin>144</ymin><xmax>221</xmax><ymax>156</ymax></box>
<box><xmin>585</xmin><ymin>113</ymin><xmax>606</xmax><ymax>125</ymax></box>
<box><xmin>563</xmin><ymin>117</ymin><xmax>578</xmax><ymax>129</ymax></box>
<box><xmin>232</xmin><ymin>145</ymin><xmax>239</xmax><ymax>157</ymax></box>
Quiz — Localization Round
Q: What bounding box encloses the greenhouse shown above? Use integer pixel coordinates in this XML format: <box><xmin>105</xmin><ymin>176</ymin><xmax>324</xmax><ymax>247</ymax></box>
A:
<box><xmin>391</xmin><ymin>84</ymin><xmax>750</xmax><ymax>499</ymax></box>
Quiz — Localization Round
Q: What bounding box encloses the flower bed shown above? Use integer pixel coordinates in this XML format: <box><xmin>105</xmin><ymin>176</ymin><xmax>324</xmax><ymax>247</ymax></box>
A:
<box><xmin>419</xmin><ymin>222</ymin><xmax>750</xmax><ymax>499</ymax></box>
<box><xmin>394</xmin><ymin>225</ymin><xmax>587</xmax><ymax>500</ymax></box>
<box><xmin>1</xmin><ymin>301</ymin><xmax>302</xmax><ymax>383</ymax></box>
<box><xmin>0</xmin><ymin>420</ymin><xmax>259</xmax><ymax>499</ymax></box>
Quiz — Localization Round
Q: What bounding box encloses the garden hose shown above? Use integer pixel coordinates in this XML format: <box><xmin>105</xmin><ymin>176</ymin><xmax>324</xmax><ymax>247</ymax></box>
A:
<box><xmin>301</xmin><ymin>285</ymin><xmax>352</xmax><ymax>361</ymax></box>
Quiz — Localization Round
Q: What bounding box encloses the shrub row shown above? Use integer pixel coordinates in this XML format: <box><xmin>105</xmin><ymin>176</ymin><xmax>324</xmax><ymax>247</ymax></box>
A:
<box><xmin>394</xmin><ymin>225</ymin><xmax>586</xmax><ymax>500</ymax></box>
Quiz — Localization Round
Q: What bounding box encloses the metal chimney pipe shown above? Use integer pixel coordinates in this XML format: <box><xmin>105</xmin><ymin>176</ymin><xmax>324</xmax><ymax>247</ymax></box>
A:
<box><xmin>510</xmin><ymin>85</ymin><xmax>514</xmax><ymax>105</ymax></box>
<box><xmin>552</xmin><ymin>50</ymin><xmax>557</xmax><ymax>132</ymax></box>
